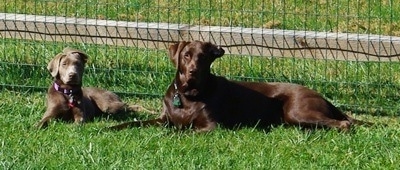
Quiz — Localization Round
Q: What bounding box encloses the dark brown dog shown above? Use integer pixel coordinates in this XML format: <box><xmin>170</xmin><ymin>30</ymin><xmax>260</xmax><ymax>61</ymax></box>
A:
<box><xmin>109</xmin><ymin>41</ymin><xmax>370</xmax><ymax>132</ymax></box>
<box><xmin>36</xmin><ymin>47</ymin><xmax>152</xmax><ymax>128</ymax></box>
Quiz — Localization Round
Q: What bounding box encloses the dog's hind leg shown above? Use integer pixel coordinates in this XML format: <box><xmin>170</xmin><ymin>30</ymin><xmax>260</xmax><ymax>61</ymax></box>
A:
<box><xmin>285</xmin><ymin>110</ymin><xmax>352</xmax><ymax>131</ymax></box>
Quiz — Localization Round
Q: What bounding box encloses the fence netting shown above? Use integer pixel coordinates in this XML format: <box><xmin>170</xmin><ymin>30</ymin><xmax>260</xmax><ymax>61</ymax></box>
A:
<box><xmin>1</xmin><ymin>0</ymin><xmax>400</xmax><ymax>116</ymax></box>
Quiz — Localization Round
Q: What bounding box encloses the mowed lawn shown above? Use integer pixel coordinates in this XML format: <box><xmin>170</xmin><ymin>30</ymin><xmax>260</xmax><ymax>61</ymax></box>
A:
<box><xmin>1</xmin><ymin>0</ymin><xmax>400</xmax><ymax>169</ymax></box>
<box><xmin>1</xmin><ymin>39</ymin><xmax>399</xmax><ymax>169</ymax></box>
<box><xmin>1</xmin><ymin>90</ymin><xmax>400</xmax><ymax>169</ymax></box>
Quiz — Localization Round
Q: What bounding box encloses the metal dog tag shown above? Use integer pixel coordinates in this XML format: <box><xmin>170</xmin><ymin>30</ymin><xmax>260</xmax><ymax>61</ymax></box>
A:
<box><xmin>68</xmin><ymin>93</ymin><xmax>76</xmax><ymax>108</ymax></box>
<box><xmin>68</xmin><ymin>94</ymin><xmax>74</xmax><ymax>104</ymax></box>
<box><xmin>173</xmin><ymin>93</ymin><xmax>182</xmax><ymax>107</ymax></box>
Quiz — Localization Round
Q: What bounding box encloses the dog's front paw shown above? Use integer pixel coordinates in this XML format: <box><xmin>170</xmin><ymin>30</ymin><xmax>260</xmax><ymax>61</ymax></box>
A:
<box><xmin>76</xmin><ymin>118</ymin><xmax>84</xmax><ymax>124</ymax></box>
<box><xmin>73</xmin><ymin>116</ymin><xmax>84</xmax><ymax>125</ymax></box>
<box><xmin>35</xmin><ymin>121</ymin><xmax>48</xmax><ymax>129</ymax></box>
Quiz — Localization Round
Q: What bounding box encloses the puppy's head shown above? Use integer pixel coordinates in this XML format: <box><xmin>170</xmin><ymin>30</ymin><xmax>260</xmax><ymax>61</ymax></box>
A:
<box><xmin>168</xmin><ymin>41</ymin><xmax>225</xmax><ymax>94</ymax></box>
<box><xmin>47</xmin><ymin>47</ymin><xmax>88</xmax><ymax>85</ymax></box>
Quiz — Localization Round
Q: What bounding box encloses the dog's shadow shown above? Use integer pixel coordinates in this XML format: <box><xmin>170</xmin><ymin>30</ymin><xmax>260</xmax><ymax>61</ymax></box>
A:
<box><xmin>198</xmin><ymin>122</ymin><xmax>365</xmax><ymax>135</ymax></box>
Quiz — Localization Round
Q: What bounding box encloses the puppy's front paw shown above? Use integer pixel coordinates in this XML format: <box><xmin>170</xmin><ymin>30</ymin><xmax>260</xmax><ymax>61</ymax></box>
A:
<box><xmin>74</xmin><ymin>115</ymin><xmax>84</xmax><ymax>125</ymax></box>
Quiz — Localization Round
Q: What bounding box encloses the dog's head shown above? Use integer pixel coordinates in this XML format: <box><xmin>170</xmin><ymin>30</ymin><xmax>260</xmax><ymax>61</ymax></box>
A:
<box><xmin>47</xmin><ymin>47</ymin><xmax>88</xmax><ymax>85</ymax></box>
<box><xmin>168</xmin><ymin>41</ymin><xmax>225</xmax><ymax>95</ymax></box>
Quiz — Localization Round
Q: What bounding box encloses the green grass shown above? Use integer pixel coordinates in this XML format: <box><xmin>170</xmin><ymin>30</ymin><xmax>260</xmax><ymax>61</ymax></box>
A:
<box><xmin>1</xmin><ymin>1</ymin><xmax>400</xmax><ymax>169</ymax></box>
<box><xmin>1</xmin><ymin>90</ymin><xmax>399</xmax><ymax>169</ymax></box>
<box><xmin>1</xmin><ymin>38</ymin><xmax>400</xmax><ymax>169</ymax></box>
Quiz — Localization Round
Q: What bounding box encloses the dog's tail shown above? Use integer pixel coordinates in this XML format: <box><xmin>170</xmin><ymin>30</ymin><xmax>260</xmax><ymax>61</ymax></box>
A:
<box><xmin>107</xmin><ymin>118</ymin><xmax>165</xmax><ymax>131</ymax></box>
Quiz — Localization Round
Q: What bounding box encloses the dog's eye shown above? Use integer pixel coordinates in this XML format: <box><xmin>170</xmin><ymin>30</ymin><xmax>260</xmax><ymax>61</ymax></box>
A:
<box><xmin>184</xmin><ymin>54</ymin><xmax>190</xmax><ymax>59</ymax></box>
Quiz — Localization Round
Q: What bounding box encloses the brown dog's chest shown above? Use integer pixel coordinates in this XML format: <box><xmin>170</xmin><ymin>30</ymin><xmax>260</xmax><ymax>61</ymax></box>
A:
<box><xmin>168</xmin><ymin>101</ymin><xmax>207</xmax><ymax>129</ymax></box>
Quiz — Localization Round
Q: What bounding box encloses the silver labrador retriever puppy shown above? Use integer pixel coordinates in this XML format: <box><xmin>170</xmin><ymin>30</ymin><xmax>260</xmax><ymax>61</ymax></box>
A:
<box><xmin>36</xmin><ymin>47</ymin><xmax>152</xmax><ymax>128</ymax></box>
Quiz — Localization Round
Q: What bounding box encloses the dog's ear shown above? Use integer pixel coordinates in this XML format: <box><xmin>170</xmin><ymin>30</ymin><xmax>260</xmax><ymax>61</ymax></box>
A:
<box><xmin>47</xmin><ymin>53</ymin><xmax>64</xmax><ymax>78</ymax></box>
<box><xmin>212</xmin><ymin>46</ymin><xmax>225</xmax><ymax>59</ymax></box>
<box><xmin>63</xmin><ymin>47</ymin><xmax>88</xmax><ymax>64</ymax></box>
<box><xmin>169</xmin><ymin>41</ymin><xmax>189</xmax><ymax>67</ymax></box>
<box><xmin>204</xmin><ymin>42</ymin><xmax>225</xmax><ymax>61</ymax></box>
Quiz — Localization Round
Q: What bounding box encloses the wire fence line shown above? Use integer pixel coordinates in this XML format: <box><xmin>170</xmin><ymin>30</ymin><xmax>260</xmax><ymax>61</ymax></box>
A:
<box><xmin>2</xmin><ymin>12</ymin><xmax>400</xmax><ymax>62</ymax></box>
<box><xmin>1</xmin><ymin>1</ymin><xmax>400</xmax><ymax>116</ymax></box>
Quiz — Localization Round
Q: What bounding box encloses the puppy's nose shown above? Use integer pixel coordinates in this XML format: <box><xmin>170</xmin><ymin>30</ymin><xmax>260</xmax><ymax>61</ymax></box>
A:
<box><xmin>68</xmin><ymin>72</ymin><xmax>77</xmax><ymax>79</ymax></box>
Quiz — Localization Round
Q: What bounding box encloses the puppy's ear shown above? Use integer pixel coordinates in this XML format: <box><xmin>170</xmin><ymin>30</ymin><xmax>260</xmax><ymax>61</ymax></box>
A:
<box><xmin>168</xmin><ymin>41</ymin><xmax>189</xmax><ymax>67</ymax></box>
<box><xmin>63</xmin><ymin>47</ymin><xmax>88</xmax><ymax>64</ymax></box>
<box><xmin>47</xmin><ymin>53</ymin><xmax>64</xmax><ymax>78</ymax></box>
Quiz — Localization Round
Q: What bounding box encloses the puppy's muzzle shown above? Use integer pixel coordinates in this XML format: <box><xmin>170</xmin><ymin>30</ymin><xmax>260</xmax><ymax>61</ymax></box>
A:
<box><xmin>68</xmin><ymin>72</ymin><xmax>77</xmax><ymax>79</ymax></box>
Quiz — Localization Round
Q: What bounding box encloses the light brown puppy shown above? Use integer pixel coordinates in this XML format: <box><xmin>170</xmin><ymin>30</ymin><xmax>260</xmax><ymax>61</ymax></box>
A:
<box><xmin>36</xmin><ymin>47</ymin><xmax>152</xmax><ymax>128</ymax></box>
<box><xmin>109</xmin><ymin>41</ymin><xmax>371</xmax><ymax>132</ymax></box>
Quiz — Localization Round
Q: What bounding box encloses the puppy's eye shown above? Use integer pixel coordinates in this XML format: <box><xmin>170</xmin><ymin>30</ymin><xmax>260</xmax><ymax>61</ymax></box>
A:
<box><xmin>184</xmin><ymin>54</ymin><xmax>190</xmax><ymax>58</ymax></box>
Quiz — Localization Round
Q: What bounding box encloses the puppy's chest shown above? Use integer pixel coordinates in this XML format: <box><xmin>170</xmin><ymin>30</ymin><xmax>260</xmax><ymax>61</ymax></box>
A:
<box><xmin>59</xmin><ymin>97</ymin><xmax>84</xmax><ymax>113</ymax></box>
<box><xmin>54</xmin><ymin>93</ymin><xmax>93</xmax><ymax>117</ymax></box>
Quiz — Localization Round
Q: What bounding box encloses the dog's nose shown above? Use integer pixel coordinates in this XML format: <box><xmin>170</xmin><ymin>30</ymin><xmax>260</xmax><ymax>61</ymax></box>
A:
<box><xmin>68</xmin><ymin>72</ymin><xmax>77</xmax><ymax>79</ymax></box>
<box><xmin>189</xmin><ymin>69</ymin><xmax>197</xmax><ymax>75</ymax></box>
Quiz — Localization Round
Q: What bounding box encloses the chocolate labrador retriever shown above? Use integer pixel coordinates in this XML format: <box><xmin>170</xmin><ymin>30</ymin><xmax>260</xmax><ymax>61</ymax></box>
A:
<box><xmin>109</xmin><ymin>41</ymin><xmax>371</xmax><ymax>132</ymax></box>
<box><xmin>36</xmin><ymin>47</ymin><xmax>152</xmax><ymax>128</ymax></box>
